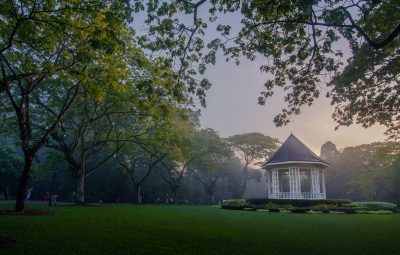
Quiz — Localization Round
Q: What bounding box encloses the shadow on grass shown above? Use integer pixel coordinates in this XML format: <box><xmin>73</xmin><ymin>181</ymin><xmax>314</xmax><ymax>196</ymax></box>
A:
<box><xmin>0</xmin><ymin>209</ymin><xmax>54</xmax><ymax>216</ymax></box>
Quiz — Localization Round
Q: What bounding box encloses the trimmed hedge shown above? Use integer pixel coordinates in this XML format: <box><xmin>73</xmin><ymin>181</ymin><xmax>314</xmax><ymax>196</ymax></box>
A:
<box><xmin>221</xmin><ymin>204</ymin><xmax>245</xmax><ymax>210</ymax></box>
<box><xmin>335</xmin><ymin>207</ymin><xmax>357</xmax><ymax>214</ymax></box>
<box><xmin>291</xmin><ymin>207</ymin><xmax>311</xmax><ymax>213</ymax></box>
<box><xmin>245</xmin><ymin>198</ymin><xmax>351</xmax><ymax>207</ymax></box>
<box><xmin>269</xmin><ymin>208</ymin><xmax>280</xmax><ymax>213</ymax></box>
<box><xmin>350</xmin><ymin>202</ymin><xmax>397</xmax><ymax>212</ymax></box>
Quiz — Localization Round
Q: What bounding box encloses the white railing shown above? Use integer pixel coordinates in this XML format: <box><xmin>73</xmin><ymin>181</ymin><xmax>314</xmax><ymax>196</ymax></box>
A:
<box><xmin>269</xmin><ymin>192</ymin><xmax>326</xmax><ymax>200</ymax></box>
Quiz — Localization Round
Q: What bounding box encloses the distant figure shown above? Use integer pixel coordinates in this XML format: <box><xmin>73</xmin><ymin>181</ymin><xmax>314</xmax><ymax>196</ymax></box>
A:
<box><xmin>44</xmin><ymin>192</ymin><xmax>49</xmax><ymax>202</ymax></box>
<box><xmin>51</xmin><ymin>194</ymin><xmax>58</xmax><ymax>205</ymax></box>
<box><xmin>25</xmin><ymin>188</ymin><xmax>33</xmax><ymax>201</ymax></box>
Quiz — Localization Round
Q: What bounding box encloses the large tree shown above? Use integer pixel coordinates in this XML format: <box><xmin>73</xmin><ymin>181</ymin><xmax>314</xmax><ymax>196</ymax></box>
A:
<box><xmin>0</xmin><ymin>0</ymin><xmax>132</xmax><ymax>212</ymax></box>
<box><xmin>116</xmin><ymin>143</ymin><xmax>166</xmax><ymax>204</ymax></box>
<box><xmin>228</xmin><ymin>132</ymin><xmax>279</xmax><ymax>198</ymax></box>
<box><xmin>189</xmin><ymin>129</ymin><xmax>233</xmax><ymax>204</ymax></box>
<box><xmin>136</xmin><ymin>0</ymin><xmax>400</xmax><ymax>138</ymax></box>
<box><xmin>47</xmin><ymin>94</ymin><xmax>129</xmax><ymax>204</ymax></box>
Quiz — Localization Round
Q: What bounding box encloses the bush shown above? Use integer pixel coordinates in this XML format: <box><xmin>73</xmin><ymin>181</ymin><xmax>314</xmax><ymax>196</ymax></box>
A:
<box><xmin>245</xmin><ymin>198</ymin><xmax>351</xmax><ymax>207</ymax></box>
<box><xmin>265</xmin><ymin>202</ymin><xmax>278</xmax><ymax>209</ymax></box>
<box><xmin>223</xmin><ymin>199</ymin><xmax>248</xmax><ymax>206</ymax></box>
<box><xmin>350</xmin><ymin>202</ymin><xmax>397</xmax><ymax>212</ymax></box>
<box><xmin>221</xmin><ymin>204</ymin><xmax>245</xmax><ymax>210</ymax></box>
<box><xmin>335</xmin><ymin>207</ymin><xmax>357</xmax><ymax>214</ymax></box>
<box><xmin>243</xmin><ymin>207</ymin><xmax>257</xmax><ymax>211</ymax></box>
<box><xmin>291</xmin><ymin>207</ymin><xmax>311</xmax><ymax>213</ymax></box>
<box><xmin>357</xmin><ymin>210</ymin><xmax>394</xmax><ymax>215</ymax></box>
<box><xmin>312</xmin><ymin>203</ymin><xmax>336</xmax><ymax>212</ymax></box>
<box><xmin>268</xmin><ymin>208</ymin><xmax>280</xmax><ymax>213</ymax></box>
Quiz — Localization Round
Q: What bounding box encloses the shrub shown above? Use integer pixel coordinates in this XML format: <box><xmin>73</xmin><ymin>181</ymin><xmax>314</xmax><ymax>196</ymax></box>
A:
<box><xmin>245</xmin><ymin>198</ymin><xmax>351</xmax><ymax>207</ymax></box>
<box><xmin>357</xmin><ymin>210</ymin><xmax>394</xmax><ymax>215</ymax></box>
<box><xmin>291</xmin><ymin>207</ymin><xmax>311</xmax><ymax>213</ymax></box>
<box><xmin>268</xmin><ymin>208</ymin><xmax>280</xmax><ymax>213</ymax></box>
<box><xmin>312</xmin><ymin>203</ymin><xmax>336</xmax><ymax>212</ymax></box>
<box><xmin>350</xmin><ymin>202</ymin><xmax>397</xmax><ymax>212</ymax></box>
<box><xmin>243</xmin><ymin>207</ymin><xmax>257</xmax><ymax>211</ymax></box>
<box><xmin>221</xmin><ymin>204</ymin><xmax>245</xmax><ymax>210</ymax></box>
<box><xmin>335</xmin><ymin>207</ymin><xmax>357</xmax><ymax>214</ymax></box>
<box><xmin>266</xmin><ymin>202</ymin><xmax>278</xmax><ymax>209</ymax></box>
<box><xmin>223</xmin><ymin>199</ymin><xmax>248</xmax><ymax>206</ymax></box>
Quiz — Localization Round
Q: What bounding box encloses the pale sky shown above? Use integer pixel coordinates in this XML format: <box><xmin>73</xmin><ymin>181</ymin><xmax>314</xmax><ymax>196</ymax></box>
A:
<box><xmin>134</xmin><ymin>5</ymin><xmax>388</xmax><ymax>154</ymax></box>
<box><xmin>190</xmin><ymin>5</ymin><xmax>387</xmax><ymax>154</ymax></box>
<box><xmin>197</xmin><ymin>56</ymin><xmax>387</xmax><ymax>154</ymax></box>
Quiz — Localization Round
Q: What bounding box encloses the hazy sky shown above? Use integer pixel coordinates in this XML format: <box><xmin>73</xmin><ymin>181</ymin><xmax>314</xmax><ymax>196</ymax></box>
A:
<box><xmin>135</xmin><ymin>5</ymin><xmax>387</xmax><ymax>154</ymax></box>
<box><xmin>187</xmin><ymin>4</ymin><xmax>387</xmax><ymax>154</ymax></box>
<box><xmin>197</xmin><ymin>56</ymin><xmax>387</xmax><ymax>154</ymax></box>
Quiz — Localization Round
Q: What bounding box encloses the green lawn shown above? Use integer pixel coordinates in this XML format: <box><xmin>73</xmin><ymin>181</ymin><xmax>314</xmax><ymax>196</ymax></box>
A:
<box><xmin>0</xmin><ymin>204</ymin><xmax>399</xmax><ymax>255</ymax></box>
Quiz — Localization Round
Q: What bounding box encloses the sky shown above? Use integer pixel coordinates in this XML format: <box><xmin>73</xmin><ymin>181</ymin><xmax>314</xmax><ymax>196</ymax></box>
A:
<box><xmin>197</xmin><ymin>54</ymin><xmax>387</xmax><ymax>153</ymax></box>
<box><xmin>190</xmin><ymin>4</ymin><xmax>388</xmax><ymax>154</ymax></box>
<box><xmin>134</xmin><ymin>4</ymin><xmax>388</xmax><ymax>154</ymax></box>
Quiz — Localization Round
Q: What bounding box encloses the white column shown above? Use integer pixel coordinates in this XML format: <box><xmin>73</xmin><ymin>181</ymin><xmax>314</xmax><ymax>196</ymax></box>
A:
<box><xmin>321</xmin><ymin>170</ymin><xmax>326</xmax><ymax>199</ymax></box>
<box><xmin>271</xmin><ymin>169</ymin><xmax>279</xmax><ymax>198</ymax></box>
<box><xmin>310</xmin><ymin>168</ymin><xmax>321</xmax><ymax>199</ymax></box>
<box><xmin>266</xmin><ymin>170</ymin><xmax>271</xmax><ymax>198</ymax></box>
<box><xmin>289</xmin><ymin>168</ymin><xmax>294</xmax><ymax>198</ymax></box>
<box><xmin>310</xmin><ymin>169</ymin><xmax>315</xmax><ymax>199</ymax></box>
<box><xmin>295</xmin><ymin>168</ymin><xmax>301</xmax><ymax>199</ymax></box>
<box><xmin>315</xmin><ymin>169</ymin><xmax>321</xmax><ymax>198</ymax></box>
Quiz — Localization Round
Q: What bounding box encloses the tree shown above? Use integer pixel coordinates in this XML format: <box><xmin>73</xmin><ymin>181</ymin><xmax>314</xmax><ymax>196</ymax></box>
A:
<box><xmin>115</xmin><ymin>122</ymin><xmax>170</xmax><ymax>204</ymax></box>
<box><xmin>228</xmin><ymin>132</ymin><xmax>279</xmax><ymax>198</ymax></box>
<box><xmin>189</xmin><ymin>129</ymin><xmax>233</xmax><ymax>204</ymax></box>
<box><xmin>322</xmin><ymin>141</ymin><xmax>399</xmax><ymax>201</ymax></box>
<box><xmin>349</xmin><ymin>142</ymin><xmax>400</xmax><ymax>203</ymax></box>
<box><xmin>47</xmin><ymin>94</ymin><xmax>129</xmax><ymax>204</ymax></box>
<box><xmin>0</xmin><ymin>0</ymin><xmax>132</xmax><ymax>212</ymax></box>
<box><xmin>159</xmin><ymin>116</ymin><xmax>197</xmax><ymax>203</ymax></box>
<box><xmin>320</xmin><ymin>141</ymin><xmax>338</xmax><ymax>159</ymax></box>
<box><xmin>136</xmin><ymin>0</ymin><xmax>400</xmax><ymax>138</ymax></box>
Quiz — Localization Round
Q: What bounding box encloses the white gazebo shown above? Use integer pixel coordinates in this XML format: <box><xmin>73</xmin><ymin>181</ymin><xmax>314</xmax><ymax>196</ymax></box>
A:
<box><xmin>262</xmin><ymin>134</ymin><xmax>329</xmax><ymax>200</ymax></box>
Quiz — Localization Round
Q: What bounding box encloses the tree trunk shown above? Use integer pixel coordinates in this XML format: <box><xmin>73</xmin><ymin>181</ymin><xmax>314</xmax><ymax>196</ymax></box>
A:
<box><xmin>77</xmin><ymin>174</ymin><xmax>85</xmax><ymax>204</ymax></box>
<box><xmin>240</xmin><ymin>164</ymin><xmax>249</xmax><ymax>199</ymax></box>
<box><xmin>172</xmin><ymin>188</ymin><xmax>177</xmax><ymax>204</ymax></box>
<box><xmin>15</xmin><ymin>151</ymin><xmax>33</xmax><ymax>212</ymax></box>
<box><xmin>136</xmin><ymin>185</ymin><xmax>141</xmax><ymax>205</ymax></box>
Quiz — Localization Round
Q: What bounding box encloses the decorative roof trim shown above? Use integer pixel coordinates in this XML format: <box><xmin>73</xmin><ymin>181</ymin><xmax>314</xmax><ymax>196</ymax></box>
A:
<box><xmin>262</xmin><ymin>160</ymin><xmax>330</xmax><ymax>168</ymax></box>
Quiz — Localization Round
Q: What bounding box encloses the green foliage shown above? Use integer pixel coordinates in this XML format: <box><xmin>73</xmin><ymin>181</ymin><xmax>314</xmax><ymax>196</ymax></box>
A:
<box><xmin>227</xmin><ymin>132</ymin><xmax>279</xmax><ymax>198</ymax></box>
<box><xmin>323</xmin><ymin>141</ymin><xmax>400</xmax><ymax>204</ymax></box>
<box><xmin>223</xmin><ymin>199</ymin><xmax>247</xmax><ymax>206</ymax></box>
<box><xmin>350</xmin><ymin>202</ymin><xmax>397</xmax><ymax>212</ymax></box>
<box><xmin>266</xmin><ymin>202</ymin><xmax>278</xmax><ymax>209</ymax></box>
<box><xmin>334</xmin><ymin>207</ymin><xmax>358</xmax><ymax>214</ymax></box>
<box><xmin>136</xmin><ymin>0</ymin><xmax>400</xmax><ymax>138</ymax></box>
<box><xmin>312</xmin><ymin>203</ymin><xmax>336</xmax><ymax>211</ymax></box>
<box><xmin>0</xmin><ymin>144</ymin><xmax>23</xmax><ymax>199</ymax></box>
<box><xmin>291</xmin><ymin>207</ymin><xmax>311</xmax><ymax>213</ymax></box>
<box><xmin>245</xmin><ymin>198</ymin><xmax>351</xmax><ymax>207</ymax></box>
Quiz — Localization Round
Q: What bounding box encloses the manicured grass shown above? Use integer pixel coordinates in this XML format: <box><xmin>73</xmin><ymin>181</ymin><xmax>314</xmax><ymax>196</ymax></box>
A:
<box><xmin>0</xmin><ymin>204</ymin><xmax>399</xmax><ymax>255</ymax></box>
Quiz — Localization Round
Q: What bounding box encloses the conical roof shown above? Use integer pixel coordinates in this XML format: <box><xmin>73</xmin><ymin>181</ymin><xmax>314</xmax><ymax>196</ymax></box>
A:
<box><xmin>263</xmin><ymin>134</ymin><xmax>329</xmax><ymax>168</ymax></box>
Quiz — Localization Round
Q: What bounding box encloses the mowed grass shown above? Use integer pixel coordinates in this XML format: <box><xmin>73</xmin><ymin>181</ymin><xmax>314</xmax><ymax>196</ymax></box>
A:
<box><xmin>1</xmin><ymin>204</ymin><xmax>400</xmax><ymax>255</ymax></box>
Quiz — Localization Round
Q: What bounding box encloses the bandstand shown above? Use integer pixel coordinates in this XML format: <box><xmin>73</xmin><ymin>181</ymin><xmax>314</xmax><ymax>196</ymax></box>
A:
<box><xmin>262</xmin><ymin>134</ymin><xmax>329</xmax><ymax>200</ymax></box>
